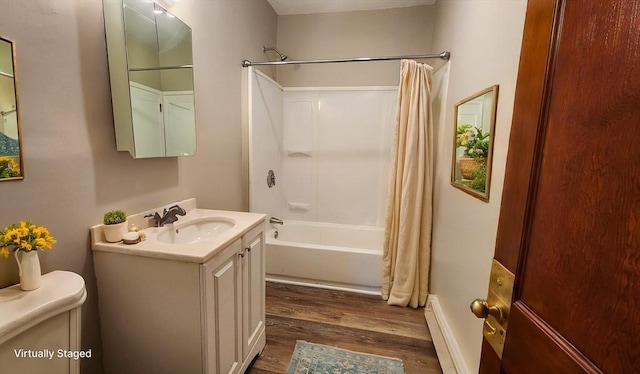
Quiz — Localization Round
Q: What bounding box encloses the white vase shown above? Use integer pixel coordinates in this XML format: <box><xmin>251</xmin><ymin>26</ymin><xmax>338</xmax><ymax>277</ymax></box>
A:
<box><xmin>14</xmin><ymin>250</ymin><xmax>42</xmax><ymax>291</ymax></box>
<box><xmin>103</xmin><ymin>221</ymin><xmax>128</xmax><ymax>243</ymax></box>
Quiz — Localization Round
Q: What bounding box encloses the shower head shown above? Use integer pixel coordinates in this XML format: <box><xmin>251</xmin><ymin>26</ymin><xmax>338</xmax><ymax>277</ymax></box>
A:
<box><xmin>263</xmin><ymin>46</ymin><xmax>288</xmax><ymax>61</ymax></box>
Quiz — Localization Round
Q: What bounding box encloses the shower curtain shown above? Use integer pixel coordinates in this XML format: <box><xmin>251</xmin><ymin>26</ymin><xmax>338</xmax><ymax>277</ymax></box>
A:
<box><xmin>382</xmin><ymin>59</ymin><xmax>433</xmax><ymax>308</ymax></box>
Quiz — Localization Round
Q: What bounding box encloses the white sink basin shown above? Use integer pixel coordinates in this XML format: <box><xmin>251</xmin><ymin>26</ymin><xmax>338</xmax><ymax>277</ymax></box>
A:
<box><xmin>157</xmin><ymin>218</ymin><xmax>235</xmax><ymax>244</ymax></box>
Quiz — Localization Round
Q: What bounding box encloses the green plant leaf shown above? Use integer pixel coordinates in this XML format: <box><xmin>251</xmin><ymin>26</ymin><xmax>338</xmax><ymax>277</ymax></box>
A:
<box><xmin>103</xmin><ymin>210</ymin><xmax>127</xmax><ymax>225</ymax></box>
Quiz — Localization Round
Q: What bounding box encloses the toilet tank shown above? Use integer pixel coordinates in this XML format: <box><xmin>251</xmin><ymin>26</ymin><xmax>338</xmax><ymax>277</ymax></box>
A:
<box><xmin>0</xmin><ymin>271</ymin><xmax>87</xmax><ymax>374</ymax></box>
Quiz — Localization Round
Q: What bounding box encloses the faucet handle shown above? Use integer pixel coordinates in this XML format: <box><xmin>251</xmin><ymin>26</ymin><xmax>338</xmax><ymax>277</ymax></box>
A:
<box><xmin>144</xmin><ymin>212</ymin><xmax>162</xmax><ymax>227</ymax></box>
<box><xmin>168</xmin><ymin>205</ymin><xmax>187</xmax><ymax>215</ymax></box>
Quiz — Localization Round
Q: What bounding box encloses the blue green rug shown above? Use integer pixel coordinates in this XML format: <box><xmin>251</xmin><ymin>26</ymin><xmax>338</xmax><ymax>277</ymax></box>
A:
<box><xmin>286</xmin><ymin>341</ymin><xmax>405</xmax><ymax>374</ymax></box>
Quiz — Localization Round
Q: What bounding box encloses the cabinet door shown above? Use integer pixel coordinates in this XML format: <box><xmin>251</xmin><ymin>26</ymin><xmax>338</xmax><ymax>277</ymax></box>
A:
<box><xmin>241</xmin><ymin>228</ymin><xmax>266</xmax><ymax>360</ymax></box>
<box><xmin>0</xmin><ymin>312</ymin><xmax>70</xmax><ymax>374</ymax></box>
<box><xmin>129</xmin><ymin>83</ymin><xmax>165</xmax><ymax>158</ymax></box>
<box><xmin>162</xmin><ymin>92</ymin><xmax>196</xmax><ymax>156</ymax></box>
<box><xmin>202</xmin><ymin>240</ymin><xmax>242</xmax><ymax>374</ymax></box>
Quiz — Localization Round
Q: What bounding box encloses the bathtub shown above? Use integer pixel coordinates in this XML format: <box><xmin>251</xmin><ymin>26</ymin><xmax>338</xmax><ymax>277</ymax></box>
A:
<box><xmin>265</xmin><ymin>220</ymin><xmax>383</xmax><ymax>294</ymax></box>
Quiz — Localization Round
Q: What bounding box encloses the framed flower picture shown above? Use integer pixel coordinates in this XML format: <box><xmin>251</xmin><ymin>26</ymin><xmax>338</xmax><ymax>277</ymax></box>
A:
<box><xmin>0</xmin><ymin>36</ymin><xmax>24</xmax><ymax>181</ymax></box>
<box><xmin>451</xmin><ymin>85</ymin><xmax>499</xmax><ymax>201</ymax></box>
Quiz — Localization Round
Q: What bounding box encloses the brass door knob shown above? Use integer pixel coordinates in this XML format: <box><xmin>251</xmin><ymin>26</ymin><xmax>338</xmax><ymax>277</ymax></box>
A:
<box><xmin>470</xmin><ymin>299</ymin><xmax>505</xmax><ymax>322</ymax></box>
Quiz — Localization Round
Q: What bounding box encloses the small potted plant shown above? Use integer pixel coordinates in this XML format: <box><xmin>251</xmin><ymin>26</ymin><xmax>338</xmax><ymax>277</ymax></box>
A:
<box><xmin>102</xmin><ymin>210</ymin><xmax>128</xmax><ymax>243</ymax></box>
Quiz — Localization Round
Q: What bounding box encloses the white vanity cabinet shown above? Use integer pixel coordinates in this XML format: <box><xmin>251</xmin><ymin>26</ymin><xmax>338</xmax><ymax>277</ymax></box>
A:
<box><xmin>201</xmin><ymin>224</ymin><xmax>265</xmax><ymax>374</ymax></box>
<box><xmin>240</xmin><ymin>224</ymin><xmax>266</xmax><ymax>362</ymax></box>
<box><xmin>202</xmin><ymin>239</ymin><xmax>243</xmax><ymax>374</ymax></box>
<box><xmin>91</xmin><ymin>207</ymin><xmax>266</xmax><ymax>374</ymax></box>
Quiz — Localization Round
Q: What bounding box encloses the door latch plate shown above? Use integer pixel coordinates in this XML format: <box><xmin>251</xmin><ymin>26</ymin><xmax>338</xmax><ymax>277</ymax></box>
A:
<box><xmin>484</xmin><ymin>259</ymin><xmax>514</xmax><ymax>358</ymax></box>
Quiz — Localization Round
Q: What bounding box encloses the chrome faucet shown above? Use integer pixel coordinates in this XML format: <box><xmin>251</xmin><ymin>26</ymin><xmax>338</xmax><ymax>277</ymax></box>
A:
<box><xmin>145</xmin><ymin>205</ymin><xmax>187</xmax><ymax>227</ymax></box>
<box><xmin>269</xmin><ymin>217</ymin><xmax>284</xmax><ymax>225</ymax></box>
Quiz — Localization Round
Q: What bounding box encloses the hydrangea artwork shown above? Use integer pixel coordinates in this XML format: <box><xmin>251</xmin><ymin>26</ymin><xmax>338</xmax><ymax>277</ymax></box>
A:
<box><xmin>456</xmin><ymin>124</ymin><xmax>490</xmax><ymax>159</ymax></box>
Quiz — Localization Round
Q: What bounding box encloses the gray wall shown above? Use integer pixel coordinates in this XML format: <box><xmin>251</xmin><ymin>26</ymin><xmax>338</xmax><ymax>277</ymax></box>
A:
<box><xmin>275</xmin><ymin>5</ymin><xmax>436</xmax><ymax>87</ymax></box>
<box><xmin>0</xmin><ymin>1</ymin><xmax>277</xmax><ymax>373</ymax></box>
<box><xmin>429</xmin><ymin>0</ymin><xmax>527</xmax><ymax>372</ymax></box>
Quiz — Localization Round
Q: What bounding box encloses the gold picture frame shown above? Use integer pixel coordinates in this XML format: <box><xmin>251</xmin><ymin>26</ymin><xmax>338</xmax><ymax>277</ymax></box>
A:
<box><xmin>450</xmin><ymin>85</ymin><xmax>499</xmax><ymax>201</ymax></box>
<box><xmin>0</xmin><ymin>36</ymin><xmax>24</xmax><ymax>181</ymax></box>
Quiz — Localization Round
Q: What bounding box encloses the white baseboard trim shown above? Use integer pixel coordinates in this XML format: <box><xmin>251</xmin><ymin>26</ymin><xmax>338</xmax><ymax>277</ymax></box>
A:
<box><xmin>425</xmin><ymin>295</ymin><xmax>471</xmax><ymax>374</ymax></box>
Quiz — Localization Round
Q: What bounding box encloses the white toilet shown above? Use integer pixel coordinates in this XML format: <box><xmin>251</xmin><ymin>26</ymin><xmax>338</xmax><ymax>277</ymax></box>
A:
<box><xmin>0</xmin><ymin>271</ymin><xmax>87</xmax><ymax>374</ymax></box>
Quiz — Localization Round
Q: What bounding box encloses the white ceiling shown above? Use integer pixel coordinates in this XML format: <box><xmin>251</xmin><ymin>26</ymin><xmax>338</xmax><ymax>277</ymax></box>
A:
<box><xmin>267</xmin><ymin>0</ymin><xmax>436</xmax><ymax>16</ymax></box>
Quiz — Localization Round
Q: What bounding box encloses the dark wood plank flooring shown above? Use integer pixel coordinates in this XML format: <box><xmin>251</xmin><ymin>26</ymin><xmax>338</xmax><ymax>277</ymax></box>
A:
<box><xmin>247</xmin><ymin>282</ymin><xmax>442</xmax><ymax>374</ymax></box>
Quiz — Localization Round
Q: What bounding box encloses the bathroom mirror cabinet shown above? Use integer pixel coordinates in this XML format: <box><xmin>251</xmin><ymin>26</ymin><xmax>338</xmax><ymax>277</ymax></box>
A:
<box><xmin>0</xmin><ymin>37</ymin><xmax>24</xmax><ymax>181</ymax></box>
<box><xmin>103</xmin><ymin>0</ymin><xmax>196</xmax><ymax>158</ymax></box>
<box><xmin>451</xmin><ymin>85</ymin><xmax>499</xmax><ymax>201</ymax></box>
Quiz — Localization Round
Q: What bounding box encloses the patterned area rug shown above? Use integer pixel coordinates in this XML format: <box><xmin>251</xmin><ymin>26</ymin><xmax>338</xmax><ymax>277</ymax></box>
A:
<box><xmin>286</xmin><ymin>341</ymin><xmax>405</xmax><ymax>374</ymax></box>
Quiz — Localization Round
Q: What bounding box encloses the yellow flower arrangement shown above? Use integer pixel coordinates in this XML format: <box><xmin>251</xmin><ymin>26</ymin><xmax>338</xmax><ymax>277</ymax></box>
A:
<box><xmin>0</xmin><ymin>221</ymin><xmax>56</xmax><ymax>259</ymax></box>
<box><xmin>0</xmin><ymin>156</ymin><xmax>21</xmax><ymax>178</ymax></box>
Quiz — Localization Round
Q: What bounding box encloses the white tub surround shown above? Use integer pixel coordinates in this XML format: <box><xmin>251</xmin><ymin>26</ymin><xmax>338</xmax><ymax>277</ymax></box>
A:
<box><xmin>247</xmin><ymin>70</ymin><xmax>396</xmax><ymax>293</ymax></box>
<box><xmin>91</xmin><ymin>199</ymin><xmax>266</xmax><ymax>374</ymax></box>
<box><xmin>266</xmin><ymin>220</ymin><xmax>383</xmax><ymax>294</ymax></box>
<box><xmin>280</xmin><ymin>87</ymin><xmax>397</xmax><ymax>226</ymax></box>
<box><xmin>247</xmin><ymin>70</ymin><xmax>284</xmax><ymax>220</ymax></box>
<box><xmin>247</xmin><ymin>69</ymin><xmax>397</xmax><ymax>227</ymax></box>
<box><xmin>0</xmin><ymin>271</ymin><xmax>87</xmax><ymax>374</ymax></box>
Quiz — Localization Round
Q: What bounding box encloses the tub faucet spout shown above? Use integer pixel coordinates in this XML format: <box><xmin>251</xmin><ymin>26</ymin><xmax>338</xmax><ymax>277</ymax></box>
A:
<box><xmin>269</xmin><ymin>217</ymin><xmax>284</xmax><ymax>225</ymax></box>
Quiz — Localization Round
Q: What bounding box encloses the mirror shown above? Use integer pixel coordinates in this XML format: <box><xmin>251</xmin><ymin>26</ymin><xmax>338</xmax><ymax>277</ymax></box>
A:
<box><xmin>103</xmin><ymin>0</ymin><xmax>196</xmax><ymax>158</ymax></box>
<box><xmin>0</xmin><ymin>37</ymin><xmax>24</xmax><ymax>180</ymax></box>
<box><xmin>451</xmin><ymin>85</ymin><xmax>499</xmax><ymax>201</ymax></box>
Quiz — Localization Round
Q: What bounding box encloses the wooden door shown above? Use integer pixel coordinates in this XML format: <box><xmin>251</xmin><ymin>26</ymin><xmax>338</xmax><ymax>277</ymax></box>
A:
<box><xmin>478</xmin><ymin>0</ymin><xmax>640</xmax><ymax>372</ymax></box>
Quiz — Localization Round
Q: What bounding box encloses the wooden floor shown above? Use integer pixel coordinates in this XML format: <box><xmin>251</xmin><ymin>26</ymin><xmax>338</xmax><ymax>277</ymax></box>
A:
<box><xmin>247</xmin><ymin>282</ymin><xmax>442</xmax><ymax>374</ymax></box>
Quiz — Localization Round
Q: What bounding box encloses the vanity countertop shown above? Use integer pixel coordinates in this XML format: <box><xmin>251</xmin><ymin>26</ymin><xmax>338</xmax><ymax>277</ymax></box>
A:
<box><xmin>90</xmin><ymin>201</ymin><xmax>266</xmax><ymax>263</ymax></box>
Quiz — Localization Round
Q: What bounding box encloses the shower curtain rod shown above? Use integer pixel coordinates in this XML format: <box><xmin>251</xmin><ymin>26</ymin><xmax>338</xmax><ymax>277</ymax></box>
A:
<box><xmin>241</xmin><ymin>51</ymin><xmax>450</xmax><ymax>67</ymax></box>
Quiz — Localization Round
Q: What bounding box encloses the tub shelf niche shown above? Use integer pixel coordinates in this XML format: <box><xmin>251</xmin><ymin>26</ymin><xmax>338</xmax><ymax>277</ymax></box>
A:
<box><xmin>288</xmin><ymin>202</ymin><xmax>310</xmax><ymax>212</ymax></box>
<box><xmin>286</xmin><ymin>149</ymin><xmax>313</xmax><ymax>157</ymax></box>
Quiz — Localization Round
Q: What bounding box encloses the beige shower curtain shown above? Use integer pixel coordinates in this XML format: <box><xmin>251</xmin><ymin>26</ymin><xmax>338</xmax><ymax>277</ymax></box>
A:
<box><xmin>382</xmin><ymin>59</ymin><xmax>433</xmax><ymax>308</ymax></box>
